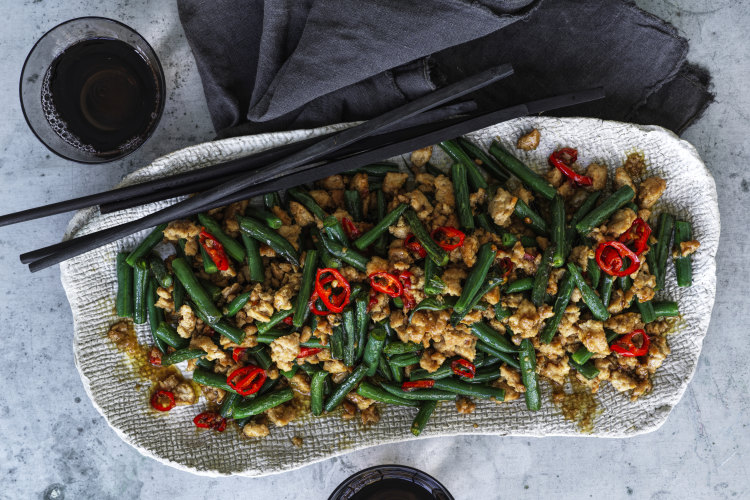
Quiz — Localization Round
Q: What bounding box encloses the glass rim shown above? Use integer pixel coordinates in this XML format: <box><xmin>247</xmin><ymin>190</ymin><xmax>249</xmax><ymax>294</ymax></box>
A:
<box><xmin>327</xmin><ymin>464</ymin><xmax>454</xmax><ymax>500</ymax></box>
<box><xmin>19</xmin><ymin>16</ymin><xmax>166</xmax><ymax>164</ymax></box>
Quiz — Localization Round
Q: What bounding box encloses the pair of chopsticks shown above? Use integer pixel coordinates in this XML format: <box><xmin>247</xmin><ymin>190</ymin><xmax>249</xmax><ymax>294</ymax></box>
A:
<box><xmin>6</xmin><ymin>62</ymin><xmax>604</xmax><ymax>272</ymax></box>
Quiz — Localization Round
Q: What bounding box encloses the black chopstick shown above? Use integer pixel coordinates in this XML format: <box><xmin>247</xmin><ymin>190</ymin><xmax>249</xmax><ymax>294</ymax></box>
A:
<box><xmin>20</xmin><ymin>64</ymin><xmax>515</xmax><ymax>269</ymax></box>
<box><xmin>24</xmin><ymin>87</ymin><xmax>605</xmax><ymax>272</ymax></box>
<box><xmin>98</xmin><ymin>101</ymin><xmax>480</xmax><ymax>215</ymax></box>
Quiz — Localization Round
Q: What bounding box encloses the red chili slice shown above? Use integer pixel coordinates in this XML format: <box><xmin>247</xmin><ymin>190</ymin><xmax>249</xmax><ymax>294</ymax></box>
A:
<box><xmin>232</xmin><ymin>347</ymin><xmax>247</xmax><ymax>363</ymax></box>
<box><xmin>402</xmin><ymin>380</ymin><xmax>435</xmax><ymax>391</ymax></box>
<box><xmin>282</xmin><ymin>316</ymin><xmax>294</xmax><ymax>327</ymax></box>
<box><xmin>498</xmin><ymin>257</ymin><xmax>514</xmax><ymax>283</ymax></box>
<box><xmin>451</xmin><ymin>358</ymin><xmax>476</xmax><ymax>379</ymax></box>
<box><xmin>549</xmin><ymin>148</ymin><xmax>593</xmax><ymax>187</ymax></box>
<box><xmin>405</xmin><ymin>233</ymin><xmax>427</xmax><ymax>258</ymax></box>
<box><xmin>199</xmin><ymin>228</ymin><xmax>230</xmax><ymax>271</ymax></box>
<box><xmin>369</xmin><ymin>271</ymin><xmax>403</xmax><ymax>298</ymax></box>
<box><xmin>611</xmin><ymin>329</ymin><xmax>650</xmax><ymax>357</ymax></box>
<box><xmin>297</xmin><ymin>347</ymin><xmax>323</xmax><ymax>358</ymax></box>
<box><xmin>315</xmin><ymin>268</ymin><xmax>351</xmax><ymax>313</ymax></box>
<box><xmin>595</xmin><ymin>241</ymin><xmax>641</xmax><ymax>277</ymax></box>
<box><xmin>397</xmin><ymin>270</ymin><xmax>417</xmax><ymax>310</ymax></box>
<box><xmin>342</xmin><ymin>217</ymin><xmax>362</xmax><ymax>239</ymax></box>
<box><xmin>150</xmin><ymin>390</ymin><xmax>175</xmax><ymax>412</ymax></box>
<box><xmin>430</xmin><ymin>226</ymin><xmax>466</xmax><ymax>251</ymax></box>
<box><xmin>367</xmin><ymin>287</ymin><xmax>379</xmax><ymax>312</ymax></box>
<box><xmin>618</xmin><ymin>217</ymin><xmax>652</xmax><ymax>255</ymax></box>
<box><xmin>193</xmin><ymin>412</ymin><xmax>227</xmax><ymax>432</ymax></box>
<box><xmin>309</xmin><ymin>291</ymin><xmax>331</xmax><ymax>316</ymax></box>
<box><xmin>227</xmin><ymin>365</ymin><xmax>266</xmax><ymax>396</ymax></box>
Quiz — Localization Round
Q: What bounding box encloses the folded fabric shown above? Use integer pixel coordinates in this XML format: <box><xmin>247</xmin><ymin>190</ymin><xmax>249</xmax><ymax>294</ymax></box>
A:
<box><xmin>177</xmin><ymin>0</ymin><xmax>711</xmax><ymax>137</ymax></box>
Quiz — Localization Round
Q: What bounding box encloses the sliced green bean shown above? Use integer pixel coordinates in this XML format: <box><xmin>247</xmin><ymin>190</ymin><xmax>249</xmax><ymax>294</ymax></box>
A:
<box><xmin>330</xmin><ymin>326</ymin><xmax>344</xmax><ymax>360</ymax></box>
<box><xmin>354</xmin><ymin>203</ymin><xmax>408</xmax><ymax>250</ymax></box>
<box><xmin>652</xmin><ymin>301</ymin><xmax>680</xmax><ymax>317</ymax></box>
<box><xmin>264</xmin><ymin>192</ymin><xmax>281</xmax><ymax>210</ymax></box>
<box><xmin>402</xmin><ymin>208</ymin><xmax>448</xmax><ymax>265</ymax></box>
<box><xmin>451</xmin><ymin>162</ymin><xmax>475</xmax><ymax>230</ymax></box>
<box><xmin>256</xmin><ymin>309</ymin><xmax>294</xmax><ymax>335</ymax></box>
<box><xmin>540</xmin><ymin>271</ymin><xmax>575</xmax><ymax>344</ymax></box>
<box><xmin>388</xmin><ymin>353</ymin><xmax>421</xmax><ymax>368</ymax></box>
<box><xmin>432</xmin><ymin>378</ymin><xmax>505</xmax><ymax>400</ymax></box>
<box><xmin>600</xmin><ymin>274</ymin><xmax>615</xmax><ymax>308</ymax></box>
<box><xmin>311</xmin><ymin>371</ymin><xmax>329</xmax><ymax>416</ymax></box>
<box><xmin>219</xmin><ymin>392</ymin><xmax>241</xmax><ymax>418</ymax></box>
<box><xmin>569</xmin><ymin>358</ymin><xmax>599</xmax><ymax>380</ymax></box>
<box><xmin>456</xmin><ymin>136</ymin><xmax>511</xmax><ymax>183</ymax></box>
<box><xmin>197</xmin><ymin>213</ymin><xmax>246</xmax><ymax>262</ymax></box>
<box><xmin>324</xmin><ymin>364</ymin><xmax>368</xmax><ymax>412</ymax></box>
<box><xmin>571</xmin><ymin>329</ymin><xmax>620</xmax><ymax>365</ymax></box>
<box><xmin>125</xmin><ymin>224</ymin><xmax>167</xmax><ymax>267</ymax></box>
<box><xmin>354</xmin><ymin>296</ymin><xmax>369</xmax><ymax>362</ymax></box>
<box><xmin>292</xmin><ymin>249</ymin><xmax>318</xmax><ymax>328</ymax></box>
<box><xmin>246</xmin><ymin>207</ymin><xmax>283</xmax><ymax>230</ymax></box>
<box><xmin>355</xmin><ymin>162</ymin><xmax>400</xmax><ymax>176</ymax></box>
<box><xmin>469</xmin><ymin>366</ymin><xmax>503</xmax><ymax>384</ymax></box>
<box><xmin>383</xmin><ymin>342</ymin><xmax>424</xmax><ymax>356</ymax></box>
<box><xmin>199</xmin><ymin>244</ymin><xmax>218</xmax><ymax>274</ymax></box>
<box><xmin>519</xmin><ymin>338</ymin><xmax>540</xmax><ymax>411</ymax></box>
<box><xmin>637</xmin><ymin>299</ymin><xmax>656</xmax><ymax>324</ymax></box>
<box><xmin>116</xmin><ymin>252</ymin><xmax>134</xmax><ymax>318</ymax></box>
<box><xmin>363</xmin><ymin>327</ymin><xmax>387</xmax><ymax>376</ymax></box>
<box><xmin>451</xmin><ymin>243</ymin><xmax>497</xmax><ymax>325</ymax></box>
<box><xmin>344</xmin><ymin>190</ymin><xmax>363</xmax><ymax>222</ymax></box>
<box><xmin>514</xmin><ymin>199</ymin><xmax>548</xmax><ymax>235</ymax></box>
<box><xmin>439</xmin><ymin>139</ymin><xmax>488</xmax><ymax>191</ymax></box>
<box><xmin>381</xmin><ymin>383</ymin><xmax>455</xmax><ymax>401</ymax></box>
<box><xmin>233</xmin><ymin>389</ymin><xmax>294</xmax><ymax>419</ymax></box>
<box><xmin>147</xmin><ymin>254</ymin><xmax>172</xmax><ymax>288</ymax></box>
<box><xmin>161</xmin><ymin>348</ymin><xmax>205</xmax><ymax>366</ymax></box>
<box><xmin>568</xmin><ymin>263</ymin><xmax>610</xmax><ymax>321</ymax></box>
<box><xmin>320</xmin><ymin>235</ymin><xmax>368</xmax><ymax>272</ymax></box>
<box><xmin>238</xmin><ymin>215</ymin><xmax>300</xmax><ymax>267</ymax></box>
<box><xmin>587</xmin><ymin>257</ymin><xmax>601</xmax><ymax>289</ymax></box>
<box><xmin>495</xmin><ymin>305</ymin><xmax>512</xmax><ymax>321</ymax></box>
<box><xmin>476</xmin><ymin>342</ymin><xmax>520</xmax><ymax>370</ymax></box>
<box><xmin>550</xmin><ymin>195</ymin><xmax>567</xmax><ymax>267</ymax></box>
<box><xmin>192</xmin><ymin>368</ymin><xmax>237</xmax><ymax>394</ymax></box>
<box><xmin>224</xmin><ymin>291</ymin><xmax>251</xmax><ymax>317</ymax></box>
<box><xmin>424</xmin><ymin>257</ymin><xmax>446</xmax><ymax>295</ymax></box>
<box><xmin>504</xmin><ymin>277</ymin><xmax>534</xmax><ymax>294</ymax></box>
<box><xmin>132</xmin><ymin>258</ymin><xmax>149</xmax><ymax>324</ymax></box>
<box><xmin>241</xmin><ymin>233</ymin><xmax>265</xmax><ymax>282</ymax></box>
<box><xmin>488</xmin><ymin>142</ymin><xmax>556</xmax><ymax>199</ymax></box>
<box><xmin>171</xmin><ymin>257</ymin><xmax>222</xmax><ymax>324</ymax></box>
<box><xmin>146</xmin><ymin>279</ymin><xmax>167</xmax><ymax>353</ymax></box>
<box><xmin>310</xmin><ymin>226</ymin><xmax>341</xmax><ymax>268</ymax></box>
<box><xmin>155</xmin><ymin>322</ymin><xmax>188</xmax><ymax>350</ymax></box>
<box><xmin>288</xmin><ymin>186</ymin><xmax>327</xmax><ymax>220</ymax></box>
<box><xmin>571</xmin><ymin>191</ymin><xmax>602</xmax><ymax>226</ymax></box>
<box><xmin>673</xmin><ymin>220</ymin><xmax>694</xmax><ymax>287</ymax></box>
<box><xmin>411</xmin><ymin>400</ymin><xmax>438</xmax><ymax>436</ymax></box>
<box><xmin>470</xmin><ymin>322</ymin><xmax>518</xmax><ymax>354</ymax></box>
<box><xmin>653</xmin><ymin>212</ymin><xmax>675</xmax><ymax>290</ymax></box>
<box><xmin>357</xmin><ymin>382</ymin><xmax>420</xmax><ymax>407</ymax></box>
<box><xmin>532</xmin><ymin>247</ymin><xmax>555</xmax><ymax>307</ymax></box>
<box><xmin>575</xmin><ymin>186</ymin><xmax>635</xmax><ymax>236</ymax></box>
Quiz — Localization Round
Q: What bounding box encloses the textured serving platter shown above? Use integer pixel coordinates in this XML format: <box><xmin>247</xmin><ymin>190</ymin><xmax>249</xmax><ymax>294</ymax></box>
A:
<box><xmin>61</xmin><ymin>117</ymin><xmax>719</xmax><ymax>477</ymax></box>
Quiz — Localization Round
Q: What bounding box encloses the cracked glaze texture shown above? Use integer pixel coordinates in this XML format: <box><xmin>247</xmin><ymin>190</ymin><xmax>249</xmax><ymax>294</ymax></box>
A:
<box><xmin>60</xmin><ymin>117</ymin><xmax>718</xmax><ymax>476</ymax></box>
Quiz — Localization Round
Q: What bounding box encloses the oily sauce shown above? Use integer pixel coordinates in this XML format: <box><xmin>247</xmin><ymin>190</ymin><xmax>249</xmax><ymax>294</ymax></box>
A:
<box><xmin>43</xmin><ymin>38</ymin><xmax>161</xmax><ymax>156</ymax></box>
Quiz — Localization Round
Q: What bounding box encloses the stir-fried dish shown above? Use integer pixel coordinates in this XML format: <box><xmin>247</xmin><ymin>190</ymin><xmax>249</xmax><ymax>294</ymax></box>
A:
<box><xmin>109</xmin><ymin>128</ymin><xmax>699</xmax><ymax>438</ymax></box>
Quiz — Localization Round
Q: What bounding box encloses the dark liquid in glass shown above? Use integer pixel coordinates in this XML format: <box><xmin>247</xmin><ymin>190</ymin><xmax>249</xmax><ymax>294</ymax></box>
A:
<box><xmin>42</xmin><ymin>38</ymin><xmax>161</xmax><ymax>158</ymax></box>
<box><xmin>350</xmin><ymin>478</ymin><xmax>435</xmax><ymax>500</ymax></box>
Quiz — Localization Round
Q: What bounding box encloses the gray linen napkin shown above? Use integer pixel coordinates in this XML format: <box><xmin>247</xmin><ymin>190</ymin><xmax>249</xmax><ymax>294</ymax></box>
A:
<box><xmin>177</xmin><ymin>0</ymin><xmax>712</xmax><ymax>137</ymax></box>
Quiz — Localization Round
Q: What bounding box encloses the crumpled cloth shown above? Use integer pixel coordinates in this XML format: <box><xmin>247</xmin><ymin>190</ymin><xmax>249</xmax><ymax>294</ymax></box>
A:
<box><xmin>177</xmin><ymin>0</ymin><xmax>712</xmax><ymax>137</ymax></box>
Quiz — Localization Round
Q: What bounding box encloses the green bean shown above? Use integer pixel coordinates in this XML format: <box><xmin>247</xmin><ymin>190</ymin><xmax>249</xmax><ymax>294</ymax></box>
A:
<box><xmin>476</xmin><ymin>213</ymin><xmax>518</xmax><ymax>247</ymax></box>
<box><xmin>310</xmin><ymin>226</ymin><xmax>340</xmax><ymax>268</ymax></box>
<box><xmin>195</xmin><ymin>357</ymin><xmax>215</xmax><ymax>371</ymax></box>
<box><xmin>439</xmin><ymin>140</ymin><xmax>488</xmax><ymax>191</ymax></box>
<box><xmin>199</xmin><ymin>245</ymin><xmax>218</xmax><ymax>274</ymax></box>
<box><xmin>171</xmin><ymin>257</ymin><xmax>222</xmax><ymax>324</ymax></box>
<box><xmin>147</xmin><ymin>254</ymin><xmax>172</xmax><ymax>288</ymax></box>
<box><xmin>519</xmin><ymin>338</ymin><xmax>540</xmax><ymax>411</ymax></box>
<box><xmin>172</xmin><ymin>279</ymin><xmax>185</xmax><ymax>311</ymax></box>
<box><xmin>600</xmin><ymin>275</ymin><xmax>615</xmax><ymax>308</ymax></box>
<box><xmin>257</xmin><ymin>376</ymin><xmax>280</xmax><ymax>396</ymax></box>
<box><xmin>432</xmin><ymin>378</ymin><xmax>505</xmax><ymax>400</ymax></box>
<box><xmin>196</xmin><ymin>279</ymin><xmax>221</xmax><ymax>302</ymax></box>
<box><xmin>411</xmin><ymin>400</ymin><xmax>438</xmax><ymax>436</ymax></box>
<box><xmin>637</xmin><ymin>299</ymin><xmax>656</xmax><ymax>324</ymax></box>
<box><xmin>488</xmin><ymin>142</ymin><xmax>556</xmax><ymax>199</ymax></box>
<box><xmin>383</xmin><ymin>342</ymin><xmax>424</xmax><ymax>356</ymax></box>
<box><xmin>673</xmin><ymin>220</ymin><xmax>694</xmax><ymax>287</ymax></box>
<box><xmin>373</xmin><ymin>190</ymin><xmax>389</xmax><ymax>255</ymax></box>
<box><xmin>456</xmin><ymin>137</ymin><xmax>511</xmax><ymax>183</ymax></box>
<box><xmin>161</xmin><ymin>348</ymin><xmax>205</xmax><ymax>366</ymax></box>
<box><xmin>344</xmin><ymin>190</ymin><xmax>363</xmax><ymax>222</ymax></box>
<box><xmin>402</xmin><ymin>208</ymin><xmax>449</xmax><ymax>266</ymax></box>
<box><xmin>197</xmin><ymin>213</ymin><xmax>246</xmax><ymax>262</ymax></box>
<box><xmin>540</xmin><ymin>271</ymin><xmax>575</xmax><ymax>344</ymax></box>
<box><xmin>532</xmin><ymin>247</ymin><xmax>555</xmax><ymax>307</ymax></box>
<box><xmin>256</xmin><ymin>309</ymin><xmax>294</xmax><ymax>335</ymax></box>
<box><xmin>569</xmin><ymin>358</ymin><xmax>600</xmax><ymax>380</ymax></box>
<box><xmin>495</xmin><ymin>305</ymin><xmax>511</xmax><ymax>321</ymax></box>
<box><xmin>571</xmin><ymin>191</ymin><xmax>602</xmax><ymax>226</ymax></box>
<box><xmin>381</xmin><ymin>383</ymin><xmax>455</xmax><ymax>401</ymax></box>
<box><xmin>264</xmin><ymin>192</ymin><xmax>281</xmax><ymax>210</ymax></box>
<box><xmin>132</xmin><ymin>258</ymin><xmax>149</xmax><ymax>324</ymax></box>
<box><xmin>587</xmin><ymin>257</ymin><xmax>601</xmax><ymax>289</ymax></box>
<box><xmin>357</xmin><ymin>382</ymin><xmax>420</xmax><ymax>407</ymax></box>
<box><xmin>320</xmin><ymin>235</ymin><xmax>369</xmax><ymax>271</ymax></box>
<box><xmin>330</xmin><ymin>326</ymin><xmax>344</xmax><ymax>360</ymax></box>
<box><xmin>388</xmin><ymin>353</ymin><xmax>421</xmax><ymax>368</ymax></box>
<box><xmin>653</xmin><ymin>212</ymin><xmax>675</xmax><ymax>290</ymax></box>
<box><xmin>291</xmin><ymin>249</ymin><xmax>318</xmax><ymax>328</ymax></box>
<box><xmin>550</xmin><ymin>196</ymin><xmax>567</xmax><ymax>267</ymax></box>
<box><xmin>355</xmin><ymin>162</ymin><xmax>400</xmax><ymax>176</ymax></box>
<box><xmin>252</xmin><ymin>346</ymin><xmax>273</xmax><ymax>370</ymax></box>
<box><xmin>571</xmin><ymin>329</ymin><xmax>620</xmax><ymax>365</ymax></box>
<box><xmin>146</xmin><ymin>278</ymin><xmax>168</xmax><ymax>353</ymax></box>
<box><xmin>470</xmin><ymin>322</ymin><xmax>518</xmax><ymax>354</ymax></box>
<box><xmin>514</xmin><ymin>199</ymin><xmax>548</xmax><ymax>235</ymax></box>
<box><xmin>452</xmin><ymin>243</ymin><xmax>497</xmax><ymax>324</ymax></box>
<box><xmin>192</xmin><ymin>368</ymin><xmax>238</xmax><ymax>394</ymax></box>
<box><xmin>319</xmin><ymin>217</ymin><xmax>348</xmax><ymax>248</ymax></box>
<box><xmin>154</xmin><ymin>322</ymin><xmax>188</xmax><ymax>349</ymax></box>
<box><xmin>469</xmin><ymin>366</ymin><xmax>503</xmax><ymax>384</ymax></box>
<box><xmin>504</xmin><ymin>277</ymin><xmax>534</xmax><ymax>294</ymax></box>
<box><xmin>423</xmin><ymin>257</ymin><xmax>446</xmax><ymax>295</ymax></box>
<box><xmin>377</xmin><ymin>354</ymin><xmax>394</xmax><ymax>382</ymax></box>
<box><xmin>288</xmin><ymin>186</ymin><xmax>327</xmax><ymax>220</ymax></box>
<box><xmin>424</xmin><ymin>162</ymin><xmax>446</xmax><ymax>177</ymax></box>
<box><xmin>476</xmin><ymin>342</ymin><xmax>520</xmax><ymax>370</ymax></box>
<box><xmin>409</xmin><ymin>364</ymin><xmax>454</xmax><ymax>381</ymax></box>
<box><xmin>233</xmin><ymin>389</ymin><xmax>294</xmax><ymax>419</ymax></box>
<box><xmin>224</xmin><ymin>291</ymin><xmax>251</xmax><ymax>317</ymax></box>
<box><xmin>116</xmin><ymin>252</ymin><xmax>134</xmax><ymax>318</ymax></box>
<box><xmin>324</xmin><ymin>364</ymin><xmax>368</xmax><ymax>412</ymax></box>
<box><xmin>568</xmin><ymin>263</ymin><xmax>610</xmax><ymax>321</ymax></box>
<box><xmin>575</xmin><ymin>186</ymin><xmax>635</xmax><ymax>235</ymax></box>
<box><xmin>521</xmin><ymin>235</ymin><xmax>538</xmax><ymax>248</ymax></box>
<box><xmin>125</xmin><ymin>224</ymin><xmax>167</xmax><ymax>267</ymax></box>
<box><xmin>341</xmin><ymin>306</ymin><xmax>357</xmax><ymax>367</ymax></box>
<box><xmin>310</xmin><ymin>371</ymin><xmax>329</xmax><ymax>416</ymax></box>
<box><xmin>652</xmin><ymin>301</ymin><xmax>680</xmax><ymax>317</ymax></box>
<box><xmin>301</xmin><ymin>338</ymin><xmax>330</xmax><ymax>349</ymax></box>
<box><xmin>353</xmin><ymin>203</ymin><xmax>408</xmax><ymax>250</ymax></box>
<box><xmin>363</xmin><ymin>327</ymin><xmax>387</xmax><ymax>376</ymax></box>
<box><xmin>238</xmin><ymin>215</ymin><xmax>300</xmax><ymax>267</ymax></box>
<box><xmin>212</xmin><ymin>320</ymin><xmax>246</xmax><ymax>344</ymax></box>
<box><xmin>281</xmin><ymin>364</ymin><xmax>299</xmax><ymax>379</ymax></box>
<box><xmin>451</xmin><ymin>162</ymin><xmax>475</xmax><ymax>230</ymax></box>
<box><xmin>354</xmin><ymin>296</ymin><xmax>369</xmax><ymax>361</ymax></box>
<box><xmin>219</xmin><ymin>392</ymin><xmax>241</xmax><ymax>418</ymax></box>
<box><xmin>238</xmin><ymin>233</ymin><xmax>264</xmax><ymax>282</ymax></box>
<box><xmin>246</xmin><ymin>207</ymin><xmax>283</xmax><ymax>230</ymax></box>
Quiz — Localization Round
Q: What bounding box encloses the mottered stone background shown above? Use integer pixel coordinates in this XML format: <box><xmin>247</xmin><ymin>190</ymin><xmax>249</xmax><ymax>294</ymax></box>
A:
<box><xmin>0</xmin><ymin>0</ymin><xmax>748</xmax><ymax>499</ymax></box>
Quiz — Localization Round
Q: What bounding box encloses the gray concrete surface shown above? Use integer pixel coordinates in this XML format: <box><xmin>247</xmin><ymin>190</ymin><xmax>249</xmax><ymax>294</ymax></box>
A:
<box><xmin>0</xmin><ymin>1</ymin><xmax>748</xmax><ymax>498</ymax></box>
